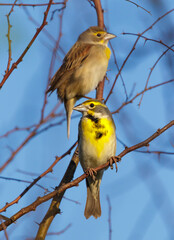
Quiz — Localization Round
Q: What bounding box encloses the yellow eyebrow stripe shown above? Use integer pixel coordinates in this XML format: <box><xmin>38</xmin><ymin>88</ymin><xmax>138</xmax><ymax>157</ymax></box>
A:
<box><xmin>93</xmin><ymin>31</ymin><xmax>105</xmax><ymax>35</ymax></box>
<box><xmin>82</xmin><ymin>100</ymin><xmax>106</xmax><ymax>108</ymax></box>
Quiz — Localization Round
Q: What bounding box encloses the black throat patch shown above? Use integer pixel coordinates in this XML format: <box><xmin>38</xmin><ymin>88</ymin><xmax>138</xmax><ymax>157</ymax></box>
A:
<box><xmin>86</xmin><ymin>114</ymin><xmax>108</xmax><ymax>140</ymax></box>
<box><xmin>86</xmin><ymin>114</ymin><xmax>99</xmax><ymax>124</ymax></box>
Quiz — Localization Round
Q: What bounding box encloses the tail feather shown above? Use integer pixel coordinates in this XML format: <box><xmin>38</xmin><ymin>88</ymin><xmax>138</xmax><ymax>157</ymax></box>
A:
<box><xmin>84</xmin><ymin>176</ymin><xmax>102</xmax><ymax>219</ymax></box>
<box><xmin>65</xmin><ymin>98</ymin><xmax>76</xmax><ymax>138</ymax></box>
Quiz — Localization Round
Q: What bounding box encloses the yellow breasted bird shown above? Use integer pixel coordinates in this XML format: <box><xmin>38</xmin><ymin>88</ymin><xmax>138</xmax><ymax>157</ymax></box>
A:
<box><xmin>47</xmin><ymin>26</ymin><xmax>116</xmax><ymax>138</ymax></box>
<box><xmin>73</xmin><ymin>99</ymin><xmax>116</xmax><ymax>219</ymax></box>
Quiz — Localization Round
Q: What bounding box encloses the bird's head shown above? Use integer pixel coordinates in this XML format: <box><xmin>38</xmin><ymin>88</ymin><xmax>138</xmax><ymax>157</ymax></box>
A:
<box><xmin>78</xmin><ymin>26</ymin><xmax>116</xmax><ymax>45</ymax></box>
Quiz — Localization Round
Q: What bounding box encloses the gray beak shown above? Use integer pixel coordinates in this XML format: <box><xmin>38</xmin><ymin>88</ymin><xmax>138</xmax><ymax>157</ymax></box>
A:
<box><xmin>104</xmin><ymin>33</ymin><xmax>116</xmax><ymax>40</ymax></box>
<box><xmin>73</xmin><ymin>104</ymin><xmax>88</xmax><ymax>113</ymax></box>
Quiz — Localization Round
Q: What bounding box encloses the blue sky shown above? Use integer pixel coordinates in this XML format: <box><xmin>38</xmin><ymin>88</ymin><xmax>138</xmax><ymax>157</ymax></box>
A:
<box><xmin>0</xmin><ymin>0</ymin><xmax>174</xmax><ymax>239</ymax></box>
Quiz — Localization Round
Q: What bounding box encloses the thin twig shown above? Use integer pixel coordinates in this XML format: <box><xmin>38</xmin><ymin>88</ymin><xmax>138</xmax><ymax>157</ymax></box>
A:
<box><xmin>0</xmin><ymin>176</ymin><xmax>48</xmax><ymax>192</ymax></box>
<box><xmin>122</xmin><ymin>32</ymin><xmax>174</xmax><ymax>53</ymax></box>
<box><xmin>41</xmin><ymin>8</ymin><xmax>64</xmax><ymax>121</ymax></box>
<box><xmin>125</xmin><ymin>0</ymin><xmax>151</xmax><ymax>15</ymax></box>
<box><xmin>109</xmin><ymin>41</ymin><xmax>128</xmax><ymax>101</ymax></box>
<box><xmin>112</xmin><ymin>79</ymin><xmax>174</xmax><ymax>114</ymax></box>
<box><xmin>0</xmin><ymin>0</ymin><xmax>53</xmax><ymax>89</ymax></box>
<box><xmin>5</xmin><ymin>0</ymin><xmax>17</xmax><ymax>73</ymax></box>
<box><xmin>47</xmin><ymin>223</ymin><xmax>72</xmax><ymax>235</ymax></box>
<box><xmin>0</xmin><ymin>141</ymin><xmax>77</xmax><ymax>213</ymax></box>
<box><xmin>0</xmin><ymin>124</ymin><xmax>36</xmax><ymax>138</ymax></box>
<box><xmin>105</xmin><ymin>8</ymin><xmax>174</xmax><ymax>103</ymax></box>
<box><xmin>0</xmin><ymin>103</ymin><xmax>61</xmax><ymax>173</ymax></box>
<box><xmin>0</xmin><ymin>2</ymin><xmax>64</xmax><ymax>7</ymax></box>
<box><xmin>107</xmin><ymin>196</ymin><xmax>112</xmax><ymax>240</ymax></box>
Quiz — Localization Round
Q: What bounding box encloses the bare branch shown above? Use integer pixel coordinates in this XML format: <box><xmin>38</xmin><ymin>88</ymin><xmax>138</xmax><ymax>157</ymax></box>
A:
<box><xmin>0</xmin><ymin>141</ymin><xmax>77</xmax><ymax>213</ymax></box>
<box><xmin>112</xmin><ymin>79</ymin><xmax>174</xmax><ymax>114</ymax></box>
<box><xmin>47</xmin><ymin>223</ymin><xmax>72</xmax><ymax>235</ymax></box>
<box><xmin>93</xmin><ymin>0</ymin><xmax>105</xmax><ymax>100</ymax></box>
<box><xmin>0</xmin><ymin>103</ymin><xmax>61</xmax><ymax>173</ymax></box>
<box><xmin>0</xmin><ymin>120</ymin><xmax>173</xmax><ymax>230</ymax></box>
<box><xmin>0</xmin><ymin>0</ymin><xmax>54</xmax><ymax>89</ymax></box>
<box><xmin>35</xmin><ymin>147</ymin><xmax>79</xmax><ymax>239</ymax></box>
<box><xmin>107</xmin><ymin>196</ymin><xmax>112</xmax><ymax>240</ymax></box>
<box><xmin>125</xmin><ymin>0</ymin><xmax>151</xmax><ymax>15</ymax></box>
<box><xmin>122</xmin><ymin>33</ymin><xmax>174</xmax><ymax>53</ymax></box>
<box><xmin>5</xmin><ymin>0</ymin><xmax>17</xmax><ymax>73</ymax></box>
<box><xmin>0</xmin><ymin>218</ymin><xmax>9</xmax><ymax>240</ymax></box>
<box><xmin>105</xmin><ymin>8</ymin><xmax>174</xmax><ymax>103</ymax></box>
<box><xmin>0</xmin><ymin>2</ymin><xmax>64</xmax><ymax>7</ymax></box>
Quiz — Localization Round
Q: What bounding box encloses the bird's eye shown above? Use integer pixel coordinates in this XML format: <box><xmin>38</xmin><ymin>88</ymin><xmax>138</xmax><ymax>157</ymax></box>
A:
<box><xmin>97</xmin><ymin>33</ymin><xmax>101</xmax><ymax>37</ymax></box>
<box><xmin>90</xmin><ymin>103</ymin><xmax>95</xmax><ymax>108</ymax></box>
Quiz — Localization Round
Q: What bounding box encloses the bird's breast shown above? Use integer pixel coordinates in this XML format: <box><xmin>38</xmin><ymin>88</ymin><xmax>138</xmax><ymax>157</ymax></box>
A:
<box><xmin>105</xmin><ymin>47</ymin><xmax>111</xmax><ymax>60</ymax></box>
<box><xmin>79</xmin><ymin>117</ymin><xmax>116</xmax><ymax>169</ymax></box>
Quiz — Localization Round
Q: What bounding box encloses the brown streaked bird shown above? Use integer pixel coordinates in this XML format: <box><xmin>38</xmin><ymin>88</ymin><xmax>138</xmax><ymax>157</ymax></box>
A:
<box><xmin>73</xmin><ymin>99</ymin><xmax>116</xmax><ymax>219</ymax></box>
<box><xmin>47</xmin><ymin>26</ymin><xmax>116</xmax><ymax>138</ymax></box>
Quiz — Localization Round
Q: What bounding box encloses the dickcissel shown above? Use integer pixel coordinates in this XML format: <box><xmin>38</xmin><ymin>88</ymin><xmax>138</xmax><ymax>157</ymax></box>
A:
<box><xmin>73</xmin><ymin>99</ymin><xmax>116</xmax><ymax>219</ymax></box>
<box><xmin>47</xmin><ymin>26</ymin><xmax>116</xmax><ymax>138</ymax></box>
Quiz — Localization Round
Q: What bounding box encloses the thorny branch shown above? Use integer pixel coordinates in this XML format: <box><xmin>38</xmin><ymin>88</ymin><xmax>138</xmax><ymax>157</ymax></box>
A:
<box><xmin>41</xmin><ymin>1</ymin><xmax>65</xmax><ymax>121</ymax></box>
<box><xmin>109</xmin><ymin>41</ymin><xmax>128</xmax><ymax>100</ymax></box>
<box><xmin>0</xmin><ymin>103</ymin><xmax>62</xmax><ymax>173</ymax></box>
<box><xmin>122</xmin><ymin>32</ymin><xmax>174</xmax><ymax>53</ymax></box>
<box><xmin>0</xmin><ymin>120</ymin><xmax>173</xmax><ymax>230</ymax></box>
<box><xmin>105</xmin><ymin>8</ymin><xmax>174</xmax><ymax>103</ymax></box>
<box><xmin>5</xmin><ymin>0</ymin><xmax>17</xmax><ymax>73</ymax></box>
<box><xmin>0</xmin><ymin>141</ymin><xmax>77</xmax><ymax>213</ymax></box>
<box><xmin>0</xmin><ymin>0</ymin><xmax>53</xmax><ymax>89</ymax></box>
<box><xmin>1</xmin><ymin>1</ymin><xmax>174</xmax><ymax>238</ymax></box>
<box><xmin>112</xmin><ymin>79</ymin><xmax>174</xmax><ymax>114</ymax></box>
<box><xmin>125</xmin><ymin>0</ymin><xmax>151</xmax><ymax>15</ymax></box>
<box><xmin>35</xmin><ymin>1</ymin><xmax>103</xmax><ymax>238</ymax></box>
<box><xmin>46</xmin><ymin>223</ymin><xmax>72</xmax><ymax>236</ymax></box>
<box><xmin>0</xmin><ymin>2</ymin><xmax>64</xmax><ymax>7</ymax></box>
<box><xmin>35</xmin><ymin>147</ymin><xmax>79</xmax><ymax>239</ymax></box>
<box><xmin>35</xmin><ymin>5</ymin><xmax>68</xmax><ymax>238</ymax></box>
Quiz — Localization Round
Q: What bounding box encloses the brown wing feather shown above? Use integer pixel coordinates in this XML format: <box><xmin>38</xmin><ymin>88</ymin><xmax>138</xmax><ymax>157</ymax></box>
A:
<box><xmin>47</xmin><ymin>42</ymin><xmax>92</xmax><ymax>99</ymax></box>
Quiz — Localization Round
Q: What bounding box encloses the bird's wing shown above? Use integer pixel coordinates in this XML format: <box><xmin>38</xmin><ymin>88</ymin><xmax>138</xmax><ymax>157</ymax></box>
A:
<box><xmin>47</xmin><ymin>42</ymin><xmax>93</xmax><ymax>94</ymax></box>
<box><xmin>63</xmin><ymin>42</ymin><xmax>92</xmax><ymax>70</ymax></box>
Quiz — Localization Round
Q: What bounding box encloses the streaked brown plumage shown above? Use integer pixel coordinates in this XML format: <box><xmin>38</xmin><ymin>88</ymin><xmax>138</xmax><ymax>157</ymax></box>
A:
<box><xmin>47</xmin><ymin>26</ymin><xmax>116</xmax><ymax>138</ymax></box>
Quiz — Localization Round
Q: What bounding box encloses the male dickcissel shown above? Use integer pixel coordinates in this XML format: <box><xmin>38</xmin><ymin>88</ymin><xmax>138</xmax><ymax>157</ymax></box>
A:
<box><xmin>73</xmin><ymin>99</ymin><xmax>116</xmax><ymax>219</ymax></box>
<box><xmin>47</xmin><ymin>26</ymin><xmax>116</xmax><ymax>138</ymax></box>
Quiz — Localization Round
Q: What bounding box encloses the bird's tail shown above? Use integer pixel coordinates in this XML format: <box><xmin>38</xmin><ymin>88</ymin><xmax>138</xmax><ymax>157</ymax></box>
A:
<box><xmin>65</xmin><ymin>98</ymin><xmax>76</xmax><ymax>138</ymax></box>
<box><xmin>84</xmin><ymin>172</ymin><xmax>103</xmax><ymax>219</ymax></box>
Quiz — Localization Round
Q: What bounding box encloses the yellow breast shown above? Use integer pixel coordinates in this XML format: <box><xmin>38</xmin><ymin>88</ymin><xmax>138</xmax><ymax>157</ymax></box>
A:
<box><xmin>81</xmin><ymin>117</ymin><xmax>114</xmax><ymax>159</ymax></box>
<box><xmin>105</xmin><ymin>47</ymin><xmax>111</xmax><ymax>60</ymax></box>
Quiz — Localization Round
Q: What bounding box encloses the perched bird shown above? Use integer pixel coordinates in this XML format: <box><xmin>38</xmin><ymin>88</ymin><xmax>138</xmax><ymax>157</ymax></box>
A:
<box><xmin>73</xmin><ymin>99</ymin><xmax>116</xmax><ymax>219</ymax></box>
<box><xmin>47</xmin><ymin>26</ymin><xmax>116</xmax><ymax>138</ymax></box>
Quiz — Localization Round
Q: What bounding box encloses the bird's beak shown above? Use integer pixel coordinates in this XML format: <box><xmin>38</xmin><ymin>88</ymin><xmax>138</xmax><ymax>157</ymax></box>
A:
<box><xmin>73</xmin><ymin>104</ymin><xmax>88</xmax><ymax>113</ymax></box>
<box><xmin>104</xmin><ymin>33</ymin><xmax>116</xmax><ymax>40</ymax></box>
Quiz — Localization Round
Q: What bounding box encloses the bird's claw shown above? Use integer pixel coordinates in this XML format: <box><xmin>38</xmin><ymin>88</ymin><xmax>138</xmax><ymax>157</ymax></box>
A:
<box><xmin>85</xmin><ymin>168</ymin><xmax>97</xmax><ymax>181</ymax></box>
<box><xmin>109</xmin><ymin>156</ymin><xmax>121</xmax><ymax>172</ymax></box>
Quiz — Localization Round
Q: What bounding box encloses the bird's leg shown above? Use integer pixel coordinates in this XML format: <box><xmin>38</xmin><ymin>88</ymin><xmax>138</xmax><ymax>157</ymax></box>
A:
<box><xmin>85</xmin><ymin>168</ymin><xmax>97</xmax><ymax>181</ymax></box>
<box><xmin>108</xmin><ymin>156</ymin><xmax>121</xmax><ymax>172</ymax></box>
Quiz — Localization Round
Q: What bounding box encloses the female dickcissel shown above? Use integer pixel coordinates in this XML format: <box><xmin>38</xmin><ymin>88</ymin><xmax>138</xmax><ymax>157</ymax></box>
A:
<box><xmin>47</xmin><ymin>26</ymin><xmax>116</xmax><ymax>138</ymax></box>
<box><xmin>73</xmin><ymin>99</ymin><xmax>116</xmax><ymax>219</ymax></box>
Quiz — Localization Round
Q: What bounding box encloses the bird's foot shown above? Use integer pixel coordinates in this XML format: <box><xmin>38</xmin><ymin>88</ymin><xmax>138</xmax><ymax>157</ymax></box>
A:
<box><xmin>108</xmin><ymin>156</ymin><xmax>121</xmax><ymax>172</ymax></box>
<box><xmin>85</xmin><ymin>168</ymin><xmax>97</xmax><ymax>181</ymax></box>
